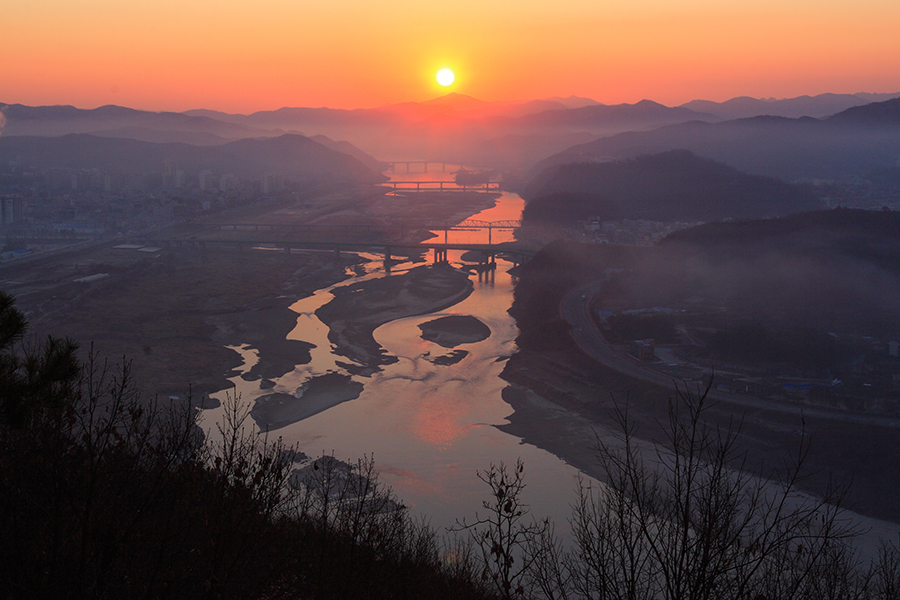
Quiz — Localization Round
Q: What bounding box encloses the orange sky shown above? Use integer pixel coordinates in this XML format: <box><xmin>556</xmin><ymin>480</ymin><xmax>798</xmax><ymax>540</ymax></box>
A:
<box><xmin>3</xmin><ymin>0</ymin><xmax>899</xmax><ymax>112</ymax></box>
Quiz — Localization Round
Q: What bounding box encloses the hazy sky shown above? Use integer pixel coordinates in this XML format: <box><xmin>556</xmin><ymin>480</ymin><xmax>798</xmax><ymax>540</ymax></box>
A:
<box><xmin>4</xmin><ymin>0</ymin><xmax>899</xmax><ymax>112</ymax></box>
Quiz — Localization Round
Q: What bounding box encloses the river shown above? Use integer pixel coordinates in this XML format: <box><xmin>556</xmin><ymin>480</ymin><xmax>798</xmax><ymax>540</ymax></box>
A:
<box><xmin>202</xmin><ymin>176</ymin><xmax>595</xmax><ymax>531</ymax></box>
<box><xmin>200</xmin><ymin>174</ymin><xmax>900</xmax><ymax>558</ymax></box>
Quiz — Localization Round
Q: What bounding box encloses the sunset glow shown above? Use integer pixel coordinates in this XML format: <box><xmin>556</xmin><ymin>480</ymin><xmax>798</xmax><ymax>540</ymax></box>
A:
<box><xmin>2</xmin><ymin>0</ymin><xmax>899</xmax><ymax>111</ymax></box>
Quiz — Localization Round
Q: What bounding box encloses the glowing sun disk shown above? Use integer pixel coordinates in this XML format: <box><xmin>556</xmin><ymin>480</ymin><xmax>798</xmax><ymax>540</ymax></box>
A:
<box><xmin>436</xmin><ymin>69</ymin><xmax>455</xmax><ymax>86</ymax></box>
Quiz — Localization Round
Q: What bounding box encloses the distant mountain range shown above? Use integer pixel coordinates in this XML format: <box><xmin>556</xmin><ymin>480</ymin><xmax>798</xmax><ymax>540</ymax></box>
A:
<box><xmin>2</xmin><ymin>91</ymin><xmax>899</xmax><ymax>174</ymax></box>
<box><xmin>681</xmin><ymin>92</ymin><xmax>900</xmax><ymax>119</ymax></box>
<box><xmin>0</xmin><ymin>133</ymin><xmax>384</xmax><ymax>183</ymax></box>
<box><xmin>530</xmin><ymin>98</ymin><xmax>900</xmax><ymax>183</ymax></box>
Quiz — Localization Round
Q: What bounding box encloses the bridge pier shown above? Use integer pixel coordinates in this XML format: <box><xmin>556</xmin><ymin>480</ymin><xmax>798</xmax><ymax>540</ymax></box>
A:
<box><xmin>384</xmin><ymin>246</ymin><xmax>393</xmax><ymax>273</ymax></box>
<box><xmin>477</xmin><ymin>267</ymin><xmax>495</xmax><ymax>284</ymax></box>
<box><xmin>479</xmin><ymin>250</ymin><xmax>496</xmax><ymax>268</ymax></box>
<box><xmin>434</xmin><ymin>248</ymin><xmax>448</xmax><ymax>263</ymax></box>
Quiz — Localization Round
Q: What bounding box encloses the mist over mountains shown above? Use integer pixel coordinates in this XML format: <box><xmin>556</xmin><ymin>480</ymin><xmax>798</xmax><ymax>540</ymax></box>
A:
<box><xmin>531</xmin><ymin>98</ymin><xmax>900</xmax><ymax>184</ymax></box>
<box><xmin>681</xmin><ymin>92</ymin><xmax>900</xmax><ymax>119</ymax></box>
<box><xmin>0</xmin><ymin>133</ymin><xmax>384</xmax><ymax>184</ymax></box>
<box><xmin>4</xmin><ymin>91</ymin><xmax>898</xmax><ymax>175</ymax></box>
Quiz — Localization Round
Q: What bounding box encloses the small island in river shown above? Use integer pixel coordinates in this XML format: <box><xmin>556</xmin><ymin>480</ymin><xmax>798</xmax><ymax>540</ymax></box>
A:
<box><xmin>251</xmin><ymin>372</ymin><xmax>365</xmax><ymax>431</ymax></box>
<box><xmin>418</xmin><ymin>315</ymin><xmax>491</xmax><ymax>348</ymax></box>
<box><xmin>316</xmin><ymin>264</ymin><xmax>474</xmax><ymax>375</ymax></box>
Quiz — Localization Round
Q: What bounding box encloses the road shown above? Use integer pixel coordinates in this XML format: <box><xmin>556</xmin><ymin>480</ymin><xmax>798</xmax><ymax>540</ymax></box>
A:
<box><xmin>560</xmin><ymin>281</ymin><xmax>900</xmax><ymax>429</ymax></box>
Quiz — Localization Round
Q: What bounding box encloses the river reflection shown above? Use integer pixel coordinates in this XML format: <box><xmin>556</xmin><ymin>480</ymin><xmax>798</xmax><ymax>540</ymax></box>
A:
<box><xmin>204</xmin><ymin>191</ymin><xmax>595</xmax><ymax>532</ymax></box>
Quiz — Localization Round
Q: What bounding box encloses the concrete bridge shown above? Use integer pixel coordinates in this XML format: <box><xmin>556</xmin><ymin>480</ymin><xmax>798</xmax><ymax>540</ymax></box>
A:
<box><xmin>132</xmin><ymin>236</ymin><xmax>536</xmax><ymax>270</ymax></box>
<box><xmin>128</xmin><ymin>219</ymin><xmax>535</xmax><ymax>272</ymax></box>
<box><xmin>211</xmin><ymin>220</ymin><xmax>522</xmax><ymax>246</ymax></box>
<box><xmin>383</xmin><ymin>181</ymin><xmax>500</xmax><ymax>194</ymax></box>
<box><xmin>384</xmin><ymin>161</ymin><xmax>451</xmax><ymax>173</ymax></box>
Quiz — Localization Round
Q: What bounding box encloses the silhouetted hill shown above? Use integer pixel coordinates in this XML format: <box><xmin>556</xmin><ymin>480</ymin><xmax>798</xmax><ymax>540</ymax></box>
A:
<box><xmin>661</xmin><ymin>207</ymin><xmax>900</xmax><ymax>273</ymax></box>
<box><xmin>538</xmin><ymin>95</ymin><xmax>601</xmax><ymax>109</ymax></box>
<box><xmin>515</xmin><ymin>99</ymin><xmax>717</xmax><ymax>130</ymax></box>
<box><xmin>531</xmin><ymin>104</ymin><xmax>900</xmax><ymax>182</ymax></box>
<box><xmin>522</xmin><ymin>150</ymin><xmax>822</xmax><ymax>223</ymax></box>
<box><xmin>176</xmin><ymin>97</ymin><xmax>720</xmax><ymax>167</ymax></box>
<box><xmin>309</xmin><ymin>134</ymin><xmax>389</xmax><ymax>172</ymax></box>
<box><xmin>825</xmin><ymin>97</ymin><xmax>900</xmax><ymax>127</ymax></box>
<box><xmin>0</xmin><ymin>103</ymin><xmax>265</xmax><ymax>139</ymax></box>
<box><xmin>680</xmin><ymin>92</ymin><xmax>900</xmax><ymax>119</ymax></box>
<box><xmin>649</xmin><ymin>208</ymin><xmax>900</xmax><ymax>340</ymax></box>
<box><xmin>7</xmin><ymin>93</ymin><xmax>897</xmax><ymax>173</ymax></box>
<box><xmin>91</xmin><ymin>126</ymin><xmax>231</xmax><ymax>145</ymax></box>
<box><xmin>0</xmin><ymin>133</ymin><xmax>383</xmax><ymax>182</ymax></box>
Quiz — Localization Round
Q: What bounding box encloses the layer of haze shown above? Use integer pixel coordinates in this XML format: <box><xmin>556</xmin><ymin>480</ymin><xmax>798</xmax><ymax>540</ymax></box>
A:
<box><xmin>4</xmin><ymin>0</ymin><xmax>900</xmax><ymax>112</ymax></box>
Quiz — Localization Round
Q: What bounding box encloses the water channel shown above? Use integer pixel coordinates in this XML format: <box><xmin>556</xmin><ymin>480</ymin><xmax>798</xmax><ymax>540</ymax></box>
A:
<box><xmin>200</xmin><ymin>169</ymin><xmax>900</xmax><ymax>557</ymax></box>
<box><xmin>202</xmin><ymin>170</ymin><xmax>596</xmax><ymax>531</ymax></box>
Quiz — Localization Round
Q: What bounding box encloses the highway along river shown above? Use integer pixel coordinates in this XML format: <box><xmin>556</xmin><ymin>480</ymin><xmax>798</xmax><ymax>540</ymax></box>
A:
<box><xmin>201</xmin><ymin>173</ymin><xmax>596</xmax><ymax>531</ymax></box>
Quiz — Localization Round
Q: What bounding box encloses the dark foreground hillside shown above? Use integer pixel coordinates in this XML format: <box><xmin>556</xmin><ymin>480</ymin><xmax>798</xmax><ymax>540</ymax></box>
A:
<box><xmin>3</xmin><ymin>271</ymin><xmax>900</xmax><ymax>599</ymax></box>
<box><xmin>0</xmin><ymin>293</ymin><xmax>495</xmax><ymax>600</ymax></box>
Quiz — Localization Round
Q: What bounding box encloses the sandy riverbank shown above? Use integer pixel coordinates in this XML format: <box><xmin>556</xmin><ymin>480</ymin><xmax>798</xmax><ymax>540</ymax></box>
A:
<box><xmin>2</xmin><ymin>183</ymin><xmax>505</xmax><ymax>398</ymax></box>
<box><xmin>4</xmin><ymin>244</ymin><xmax>360</xmax><ymax>402</ymax></box>
<box><xmin>315</xmin><ymin>263</ymin><xmax>475</xmax><ymax>375</ymax></box>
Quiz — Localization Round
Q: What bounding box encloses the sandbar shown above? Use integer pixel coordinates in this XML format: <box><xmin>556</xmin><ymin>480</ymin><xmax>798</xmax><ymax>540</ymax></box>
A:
<box><xmin>316</xmin><ymin>264</ymin><xmax>474</xmax><ymax>375</ymax></box>
<box><xmin>418</xmin><ymin>315</ymin><xmax>490</xmax><ymax>348</ymax></box>
<box><xmin>251</xmin><ymin>372</ymin><xmax>364</xmax><ymax>431</ymax></box>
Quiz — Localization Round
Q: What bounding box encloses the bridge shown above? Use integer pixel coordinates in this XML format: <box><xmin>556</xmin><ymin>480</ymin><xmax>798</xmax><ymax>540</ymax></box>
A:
<box><xmin>384</xmin><ymin>161</ymin><xmax>451</xmax><ymax>173</ymax></box>
<box><xmin>383</xmin><ymin>181</ymin><xmax>500</xmax><ymax>194</ymax></box>
<box><xmin>131</xmin><ymin>219</ymin><xmax>533</xmax><ymax>270</ymax></box>
<box><xmin>211</xmin><ymin>220</ymin><xmax>522</xmax><ymax>245</ymax></box>
<box><xmin>131</xmin><ymin>236</ymin><xmax>535</xmax><ymax>271</ymax></box>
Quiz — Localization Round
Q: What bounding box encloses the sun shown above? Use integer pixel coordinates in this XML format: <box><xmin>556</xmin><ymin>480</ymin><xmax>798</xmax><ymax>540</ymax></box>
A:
<box><xmin>436</xmin><ymin>69</ymin><xmax>455</xmax><ymax>87</ymax></box>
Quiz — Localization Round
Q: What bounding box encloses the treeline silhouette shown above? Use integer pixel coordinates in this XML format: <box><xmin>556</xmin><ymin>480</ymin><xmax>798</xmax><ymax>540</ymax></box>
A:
<box><xmin>0</xmin><ymin>292</ymin><xmax>493</xmax><ymax>600</ymax></box>
<box><xmin>3</xmin><ymin>290</ymin><xmax>900</xmax><ymax>599</ymax></box>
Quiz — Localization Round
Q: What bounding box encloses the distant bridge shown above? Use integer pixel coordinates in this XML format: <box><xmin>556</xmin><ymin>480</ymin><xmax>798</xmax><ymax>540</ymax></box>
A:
<box><xmin>382</xmin><ymin>181</ymin><xmax>500</xmax><ymax>194</ymax></box>
<box><xmin>384</xmin><ymin>161</ymin><xmax>451</xmax><ymax>173</ymax></box>
<box><xmin>128</xmin><ymin>219</ymin><xmax>535</xmax><ymax>269</ymax></box>
<box><xmin>130</xmin><ymin>236</ymin><xmax>536</xmax><ymax>269</ymax></box>
<box><xmin>212</xmin><ymin>220</ymin><xmax>522</xmax><ymax>245</ymax></box>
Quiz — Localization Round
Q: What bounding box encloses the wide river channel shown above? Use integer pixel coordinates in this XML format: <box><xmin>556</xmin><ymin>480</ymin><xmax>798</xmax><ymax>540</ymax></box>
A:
<box><xmin>201</xmin><ymin>169</ymin><xmax>900</xmax><ymax>556</ymax></box>
<box><xmin>202</xmin><ymin>170</ymin><xmax>596</xmax><ymax>531</ymax></box>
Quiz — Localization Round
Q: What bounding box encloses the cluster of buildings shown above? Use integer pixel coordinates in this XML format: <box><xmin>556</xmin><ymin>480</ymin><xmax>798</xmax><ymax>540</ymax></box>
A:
<box><xmin>0</xmin><ymin>160</ymin><xmax>289</xmax><ymax>255</ymax></box>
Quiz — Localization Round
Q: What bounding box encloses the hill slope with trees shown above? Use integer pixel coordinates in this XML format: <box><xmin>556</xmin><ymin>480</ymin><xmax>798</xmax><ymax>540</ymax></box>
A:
<box><xmin>530</xmin><ymin>98</ymin><xmax>900</xmax><ymax>183</ymax></box>
<box><xmin>522</xmin><ymin>150</ymin><xmax>822</xmax><ymax>223</ymax></box>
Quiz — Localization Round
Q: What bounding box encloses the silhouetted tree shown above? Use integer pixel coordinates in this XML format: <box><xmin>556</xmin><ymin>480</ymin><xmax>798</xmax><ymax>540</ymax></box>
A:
<box><xmin>455</xmin><ymin>460</ymin><xmax>550</xmax><ymax>600</ymax></box>
<box><xmin>528</xmin><ymin>383</ymin><xmax>878</xmax><ymax>600</ymax></box>
<box><xmin>0</xmin><ymin>291</ymin><xmax>79</xmax><ymax>427</ymax></box>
